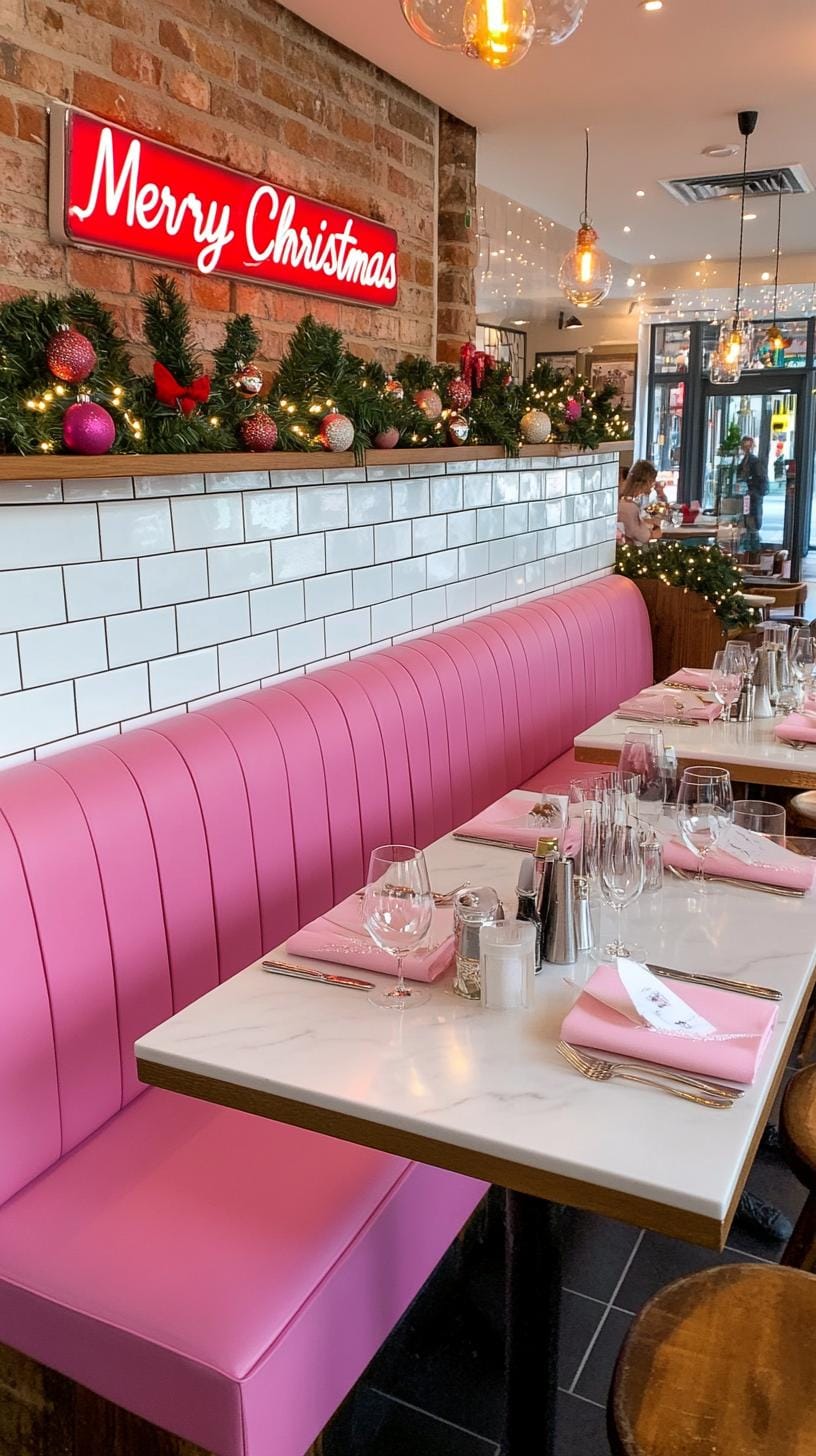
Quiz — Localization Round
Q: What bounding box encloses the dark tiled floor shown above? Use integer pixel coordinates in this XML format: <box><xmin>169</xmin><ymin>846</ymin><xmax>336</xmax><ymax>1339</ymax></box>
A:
<box><xmin>320</xmin><ymin>1092</ymin><xmax>807</xmax><ymax>1456</ymax></box>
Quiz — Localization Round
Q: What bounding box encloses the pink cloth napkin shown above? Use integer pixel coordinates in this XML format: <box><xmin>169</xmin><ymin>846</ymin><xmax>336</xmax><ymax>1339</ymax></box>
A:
<box><xmin>775</xmin><ymin>714</ymin><xmax>816</xmax><ymax>745</ymax></box>
<box><xmin>665</xmin><ymin>668</ymin><xmax>717</xmax><ymax>689</ymax></box>
<box><xmin>561</xmin><ymin>962</ymin><xmax>777</xmax><ymax>1084</ymax></box>
<box><xmin>663</xmin><ymin>835</ymin><xmax>816</xmax><ymax>892</ymax></box>
<box><xmin>618</xmin><ymin>687</ymin><xmax>722</xmax><ymax>723</ymax></box>
<box><xmin>455</xmin><ymin>793</ymin><xmax>581</xmax><ymax>853</ymax></box>
<box><xmin>286</xmin><ymin>894</ymin><xmax>455</xmax><ymax>982</ymax></box>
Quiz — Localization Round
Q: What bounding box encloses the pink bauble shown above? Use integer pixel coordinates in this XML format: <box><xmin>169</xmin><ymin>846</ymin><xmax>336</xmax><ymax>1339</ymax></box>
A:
<box><xmin>374</xmin><ymin>426</ymin><xmax>400</xmax><ymax>449</ymax></box>
<box><xmin>414</xmin><ymin>388</ymin><xmax>442</xmax><ymax>421</ymax></box>
<box><xmin>62</xmin><ymin>399</ymin><xmax>115</xmax><ymax>455</ymax></box>
<box><xmin>565</xmin><ymin>397</ymin><xmax>582</xmax><ymax>422</ymax></box>
<box><xmin>319</xmin><ymin>411</ymin><xmax>355</xmax><ymax>452</ymax></box>
<box><xmin>240</xmin><ymin>410</ymin><xmax>278</xmax><ymax>451</ymax></box>
<box><xmin>446</xmin><ymin>375</ymin><xmax>472</xmax><ymax>412</ymax></box>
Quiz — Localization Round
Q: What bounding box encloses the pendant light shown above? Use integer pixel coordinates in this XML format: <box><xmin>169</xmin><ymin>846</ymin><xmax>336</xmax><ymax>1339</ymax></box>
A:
<box><xmin>558</xmin><ymin>128</ymin><xmax>613</xmax><ymax>307</ymax></box>
<box><xmin>463</xmin><ymin>0</ymin><xmax>537</xmax><ymax>68</ymax></box>
<box><xmin>400</xmin><ymin>0</ymin><xmax>467</xmax><ymax>47</ymax></box>
<box><xmin>709</xmin><ymin>111</ymin><xmax>757</xmax><ymax>384</ymax></box>
<box><xmin>765</xmin><ymin>182</ymin><xmax>789</xmax><ymax>357</ymax></box>
<box><xmin>533</xmin><ymin>0</ymin><xmax>586</xmax><ymax>43</ymax></box>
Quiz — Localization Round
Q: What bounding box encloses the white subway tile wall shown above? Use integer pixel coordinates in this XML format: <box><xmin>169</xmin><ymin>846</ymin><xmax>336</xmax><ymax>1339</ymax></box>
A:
<box><xmin>0</xmin><ymin>455</ymin><xmax>619</xmax><ymax>764</ymax></box>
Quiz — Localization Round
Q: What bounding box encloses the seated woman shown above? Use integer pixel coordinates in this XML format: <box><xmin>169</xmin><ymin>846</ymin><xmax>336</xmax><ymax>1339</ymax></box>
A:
<box><xmin>617</xmin><ymin>459</ymin><xmax>661</xmax><ymax>544</ymax></box>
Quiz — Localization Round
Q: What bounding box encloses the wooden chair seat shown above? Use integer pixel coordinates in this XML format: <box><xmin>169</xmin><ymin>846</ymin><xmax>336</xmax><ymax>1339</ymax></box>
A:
<box><xmin>780</xmin><ymin>1064</ymin><xmax>816</xmax><ymax>1270</ymax></box>
<box><xmin>789</xmin><ymin>792</ymin><xmax>816</xmax><ymax>828</ymax></box>
<box><xmin>608</xmin><ymin>1264</ymin><xmax>816</xmax><ymax>1455</ymax></box>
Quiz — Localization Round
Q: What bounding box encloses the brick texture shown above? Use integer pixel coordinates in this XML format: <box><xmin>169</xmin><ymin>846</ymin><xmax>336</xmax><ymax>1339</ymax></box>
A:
<box><xmin>0</xmin><ymin>0</ymin><xmax>480</xmax><ymax>370</ymax></box>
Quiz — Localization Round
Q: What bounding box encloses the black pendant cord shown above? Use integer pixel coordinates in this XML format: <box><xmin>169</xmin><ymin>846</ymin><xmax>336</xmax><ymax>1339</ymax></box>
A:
<box><xmin>734</xmin><ymin>129</ymin><xmax>749</xmax><ymax>325</ymax></box>
<box><xmin>771</xmin><ymin>181</ymin><xmax>783</xmax><ymax>326</ymax></box>
<box><xmin>580</xmin><ymin>127</ymin><xmax>590</xmax><ymax>225</ymax></box>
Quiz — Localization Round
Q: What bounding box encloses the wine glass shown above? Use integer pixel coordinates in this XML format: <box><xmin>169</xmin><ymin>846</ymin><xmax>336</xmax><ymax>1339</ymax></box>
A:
<box><xmin>710</xmin><ymin>651</ymin><xmax>742</xmax><ymax>721</ymax></box>
<box><xmin>722</xmin><ymin>640</ymin><xmax>754</xmax><ymax>679</ymax></box>
<box><xmin>791</xmin><ymin>634</ymin><xmax>816</xmax><ymax>697</ymax></box>
<box><xmin>599</xmin><ymin>821</ymin><xmax>645</xmax><ymax>957</ymax></box>
<box><xmin>676</xmin><ymin>768</ymin><xmax>734</xmax><ymax>888</ymax></box>
<box><xmin>618</xmin><ymin>730</ymin><xmax>665</xmax><ymax>826</ymax></box>
<box><xmin>362</xmin><ymin>845</ymin><xmax>434</xmax><ymax>1009</ymax></box>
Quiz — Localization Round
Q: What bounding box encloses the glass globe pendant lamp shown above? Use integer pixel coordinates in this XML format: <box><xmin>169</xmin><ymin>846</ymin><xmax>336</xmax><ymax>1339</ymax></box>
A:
<box><xmin>534</xmin><ymin>0</ymin><xmax>586</xmax><ymax>44</ymax></box>
<box><xmin>463</xmin><ymin>0</ymin><xmax>537</xmax><ymax>67</ymax></box>
<box><xmin>559</xmin><ymin>129</ymin><xmax>613</xmax><ymax>307</ymax></box>
<box><xmin>400</xmin><ymin>0</ymin><xmax>467</xmax><ymax>47</ymax></box>
<box><xmin>708</xmin><ymin>110</ymin><xmax>758</xmax><ymax>385</ymax></box>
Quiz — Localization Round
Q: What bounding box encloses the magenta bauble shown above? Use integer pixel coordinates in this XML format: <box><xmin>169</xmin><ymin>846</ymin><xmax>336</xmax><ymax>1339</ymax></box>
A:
<box><xmin>240</xmin><ymin>410</ymin><xmax>278</xmax><ymax>451</ymax></box>
<box><xmin>565</xmin><ymin>397</ymin><xmax>582</xmax><ymax>422</ymax></box>
<box><xmin>448</xmin><ymin>413</ymin><xmax>470</xmax><ymax>445</ymax></box>
<box><xmin>62</xmin><ymin>399</ymin><xmax>115</xmax><ymax>455</ymax></box>
<box><xmin>446</xmin><ymin>375</ymin><xmax>472</xmax><ymax>411</ymax></box>
<box><xmin>414</xmin><ymin>388</ymin><xmax>442</xmax><ymax>421</ymax></box>
<box><xmin>373</xmin><ymin>426</ymin><xmax>400</xmax><ymax>449</ymax></box>
<box><xmin>46</xmin><ymin>325</ymin><xmax>97</xmax><ymax>384</ymax></box>
<box><xmin>319</xmin><ymin>411</ymin><xmax>355</xmax><ymax>452</ymax></box>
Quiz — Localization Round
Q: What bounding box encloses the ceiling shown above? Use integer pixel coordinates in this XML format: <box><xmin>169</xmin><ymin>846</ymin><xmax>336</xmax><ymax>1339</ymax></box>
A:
<box><xmin>279</xmin><ymin>0</ymin><xmax>816</xmax><ymax>268</ymax></box>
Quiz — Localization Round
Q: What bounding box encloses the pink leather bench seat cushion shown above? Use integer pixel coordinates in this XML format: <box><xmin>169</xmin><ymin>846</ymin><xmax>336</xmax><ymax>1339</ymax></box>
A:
<box><xmin>520</xmin><ymin>747</ymin><xmax>610</xmax><ymax>794</ymax></box>
<box><xmin>0</xmin><ymin>1087</ymin><xmax>484</xmax><ymax>1456</ymax></box>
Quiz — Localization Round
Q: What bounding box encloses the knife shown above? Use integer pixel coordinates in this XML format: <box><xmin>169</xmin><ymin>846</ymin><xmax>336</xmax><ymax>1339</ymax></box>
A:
<box><xmin>615</xmin><ymin>712</ymin><xmax>700</xmax><ymax>727</ymax></box>
<box><xmin>261</xmin><ymin>958</ymin><xmax>374</xmax><ymax>990</ymax></box>
<box><xmin>452</xmin><ymin>833</ymin><xmax>533</xmax><ymax>852</ymax></box>
<box><xmin>646</xmin><ymin>961</ymin><xmax>781</xmax><ymax>1002</ymax></box>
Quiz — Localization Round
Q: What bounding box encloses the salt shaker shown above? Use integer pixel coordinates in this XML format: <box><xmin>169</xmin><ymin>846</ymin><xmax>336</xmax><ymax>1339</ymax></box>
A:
<box><xmin>480</xmin><ymin>922</ymin><xmax>537</xmax><ymax>1010</ymax></box>
<box><xmin>543</xmin><ymin>856</ymin><xmax>577</xmax><ymax>965</ymax></box>
<box><xmin>516</xmin><ymin>855</ymin><xmax>543</xmax><ymax>969</ymax></box>
<box><xmin>452</xmin><ymin>886</ymin><xmax>503</xmax><ymax>1000</ymax></box>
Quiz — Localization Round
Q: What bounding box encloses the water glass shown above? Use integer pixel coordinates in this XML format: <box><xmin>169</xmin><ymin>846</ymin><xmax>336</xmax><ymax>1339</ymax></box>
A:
<box><xmin>676</xmin><ymin>767</ymin><xmax>734</xmax><ymax>887</ymax></box>
<box><xmin>618</xmin><ymin>730</ymin><xmax>666</xmax><ymax>826</ymax></box>
<box><xmin>599</xmin><ymin>820</ymin><xmax>645</xmax><ymax>957</ymax></box>
<box><xmin>363</xmin><ymin>844</ymin><xmax>434</xmax><ymax>1009</ymax></box>
<box><xmin>791</xmin><ymin>634</ymin><xmax>816</xmax><ymax>694</ymax></box>
<box><xmin>710</xmin><ymin>651</ymin><xmax>742</xmax><ymax>721</ymax></box>
<box><xmin>733</xmin><ymin>799</ymin><xmax>786</xmax><ymax>846</ymax></box>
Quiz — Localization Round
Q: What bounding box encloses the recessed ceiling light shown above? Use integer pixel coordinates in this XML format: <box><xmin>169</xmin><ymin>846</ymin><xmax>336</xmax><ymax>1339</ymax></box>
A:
<box><xmin>761</xmin><ymin>271</ymin><xmax>771</xmax><ymax>281</ymax></box>
<box><xmin>626</xmin><ymin>277</ymin><xmax>636</xmax><ymax>287</ymax></box>
<box><xmin>636</xmin><ymin>189</ymin><xmax>645</xmax><ymax>197</ymax></box>
<box><xmin>649</xmin><ymin>253</ymin><xmax>656</xmax><ymax>260</ymax></box>
<box><xmin>743</xmin><ymin>212</ymin><xmax>757</xmax><ymax>220</ymax></box>
<box><xmin>640</xmin><ymin>0</ymin><xmax>663</xmax><ymax>10</ymax></box>
<box><xmin>511</xmin><ymin>319</ymin><xmax>528</xmax><ymax>325</ymax></box>
<box><xmin>623</xmin><ymin>225</ymin><xmax>631</xmax><ymax>233</ymax></box>
<box><xmin>705</xmin><ymin>253</ymin><xmax>712</xmax><ymax>260</ymax></box>
<box><xmin>703</xmin><ymin>144</ymin><xmax>738</xmax><ymax>158</ymax></box>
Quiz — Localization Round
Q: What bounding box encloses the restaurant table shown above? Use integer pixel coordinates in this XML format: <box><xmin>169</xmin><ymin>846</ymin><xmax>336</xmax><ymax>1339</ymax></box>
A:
<box><xmin>136</xmin><ymin>800</ymin><xmax>816</xmax><ymax>1454</ymax></box>
<box><xmin>660</xmin><ymin>522</ymin><xmax>718</xmax><ymax>542</ymax></box>
<box><xmin>576</xmin><ymin>710</ymin><xmax>816</xmax><ymax>790</ymax></box>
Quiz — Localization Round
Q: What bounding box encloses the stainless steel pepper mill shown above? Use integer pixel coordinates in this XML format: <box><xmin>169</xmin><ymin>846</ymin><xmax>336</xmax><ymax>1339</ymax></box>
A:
<box><xmin>573</xmin><ymin>873</ymin><xmax>596</xmax><ymax>952</ymax></box>
<box><xmin>543</xmin><ymin>856</ymin><xmax>577</xmax><ymax>965</ymax></box>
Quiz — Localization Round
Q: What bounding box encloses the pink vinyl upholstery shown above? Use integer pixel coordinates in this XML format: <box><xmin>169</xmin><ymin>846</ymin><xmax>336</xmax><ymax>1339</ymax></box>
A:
<box><xmin>0</xmin><ymin>575</ymin><xmax>651</xmax><ymax>1456</ymax></box>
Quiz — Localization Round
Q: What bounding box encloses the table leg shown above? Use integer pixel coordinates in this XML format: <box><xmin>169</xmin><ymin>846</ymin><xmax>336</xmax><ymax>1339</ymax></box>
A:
<box><xmin>502</xmin><ymin>1189</ymin><xmax>563</xmax><ymax>1456</ymax></box>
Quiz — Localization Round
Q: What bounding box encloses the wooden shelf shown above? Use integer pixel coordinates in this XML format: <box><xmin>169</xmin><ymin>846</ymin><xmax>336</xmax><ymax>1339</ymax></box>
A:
<box><xmin>0</xmin><ymin>439</ymin><xmax>631</xmax><ymax>483</ymax></box>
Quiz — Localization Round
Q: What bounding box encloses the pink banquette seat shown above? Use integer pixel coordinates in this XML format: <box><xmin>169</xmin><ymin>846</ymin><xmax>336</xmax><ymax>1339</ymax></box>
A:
<box><xmin>0</xmin><ymin>575</ymin><xmax>651</xmax><ymax>1456</ymax></box>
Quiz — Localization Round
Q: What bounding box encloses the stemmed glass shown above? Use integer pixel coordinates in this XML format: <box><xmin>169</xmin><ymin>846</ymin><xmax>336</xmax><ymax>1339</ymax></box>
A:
<box><xmin>710</xmin><ymin>650</ymin><xmax>742</xmax><ymax>722</ymax></box>
<box><xmin>618</xmin><ymin>730</ymin><xmax>666</xmax><ymax>826</ymax></box>
<box><xmin>362</xmin><ymin>845</ymin><xmax>434</xmax><ymax>1009</ymax></box>
<box><xmin>676</xmin><ymin>767</ymin><xmax>734</xmax><ymax>888</ymax></box>
<box><xmin>599</xmin><ymin>820</ymin><xmax>645</xmax><ymax>957</ymax></box>
<box><xmin>791</xmin><ymin>633</ymin><xmax>816</xmax><ymax>699</ymax></box>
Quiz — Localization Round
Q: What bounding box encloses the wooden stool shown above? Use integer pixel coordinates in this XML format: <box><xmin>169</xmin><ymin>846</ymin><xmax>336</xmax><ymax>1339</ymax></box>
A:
<box><xmin>781</xmin><ymin>1064</ymin><xmax>816</xmax><ymax>1269</ymax></box>
<box><xmin>608</xmin><ymin>1264</ymin><xmax>816</xmax><ymax>1455</ymax></box>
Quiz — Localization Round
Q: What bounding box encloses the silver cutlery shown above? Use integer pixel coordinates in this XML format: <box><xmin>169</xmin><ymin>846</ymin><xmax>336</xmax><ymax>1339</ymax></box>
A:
<box><xmin>355</xmin><ymin>883</ymin><xmax>466</xmax><ymax>907</ymax></box>
<box><xmin>646</xmin><ymin>961</ymin><xmax>781</xmax><ymax>1003</ymax></box>
<box><xmin>667</xmin><ymin>863</ymin><xmax>804</xmax><ymax>899</ymax></box>
<box><xmin>557</xmin><ymin>1041</ymin><xmax>736</xmax><ymax>1108</ymax></box>
<box><xmin>261</xmin><ymin>958</ymin><xmax>374</xmax><ymax>990</ymax></box>
<box><xmin>452</xmin><ymin>833</ymin><xmax>532</xmax><ymax>852</ymax></box>
<box><xmin>615</xmin><ymin>712</ymin><xmax>700</xmax><ymax>728</ymax></box>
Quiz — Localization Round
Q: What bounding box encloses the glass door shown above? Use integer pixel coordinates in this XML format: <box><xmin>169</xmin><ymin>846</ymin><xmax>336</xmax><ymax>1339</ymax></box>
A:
<box><xmin>701</xmin><ymin>382</ymin><xmax>802</xmax><ymax>551</ymax></box>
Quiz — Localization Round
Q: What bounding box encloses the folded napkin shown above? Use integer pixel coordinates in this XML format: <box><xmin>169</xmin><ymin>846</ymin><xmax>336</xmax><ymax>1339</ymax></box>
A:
<box><xmin>618</xmin><ymin>687</ymin><xmax>722</xmax><ymax>723</ymax></box>
<box><xmin>286</xmin><ymin>894</ymin><xmax>455</xmax><ymax>982</ymax></box>
<box><xmin>455</xmin><ymin>792</ymin><xmax>581</xmax><ymax>853</ymax></box>
<box><xmin>665</xmin><ymin>667</ymin><xmax>717</xmax><ymax>689</ymax></box>
<box><xmin>775</xmin><ymin>714</ymin><xmax>816</xmax><ymax>745</ymax></box>
<box><xmin>663</xmin><ymin>831</ymin><xmax>816</xmax><ymax>893</ymax></box>
<box><xmin>561</xmin><ymin>960</ymin><xmax>777</xmax><ymax>1085</ymax></box>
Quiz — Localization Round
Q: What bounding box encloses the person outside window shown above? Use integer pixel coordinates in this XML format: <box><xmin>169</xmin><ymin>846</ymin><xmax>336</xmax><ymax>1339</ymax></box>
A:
<box><xmin>738</xmin><ymin>435</ymin><xmax>768</xmax><ymax>553</ymax></box>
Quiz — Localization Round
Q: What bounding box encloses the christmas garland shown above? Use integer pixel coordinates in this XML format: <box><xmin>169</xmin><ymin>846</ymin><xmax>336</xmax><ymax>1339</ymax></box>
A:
<box><xmin>615</xmin><ymin>541</ymin><xmax>757</xmax><ymax>630</ymax></box>
<box><xmin>0</xmin><ymin>278</ymin><xmax>631</xmax><ymax>459</ymax></box>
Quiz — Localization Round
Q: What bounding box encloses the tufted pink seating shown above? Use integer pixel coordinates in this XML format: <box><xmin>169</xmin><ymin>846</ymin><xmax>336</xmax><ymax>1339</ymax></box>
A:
<box><xmin>0</xmin><ymin>575</ymin><xmax>651</xmax><ymax>1456</ymax></box>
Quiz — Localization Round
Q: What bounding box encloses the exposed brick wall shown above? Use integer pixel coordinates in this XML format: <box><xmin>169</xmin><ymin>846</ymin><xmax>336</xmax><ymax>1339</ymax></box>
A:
<box><xmin>437</xmin><ymin>109</ymin><xmax>477</xmax><ymax>365</ymax></box>
<box><xmin>0</xmin><ymin>0</ymin><xmax>477</xmax><ymax>371</ymax></box>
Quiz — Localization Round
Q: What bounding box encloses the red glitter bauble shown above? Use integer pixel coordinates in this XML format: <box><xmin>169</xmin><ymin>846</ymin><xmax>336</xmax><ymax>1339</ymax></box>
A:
<box><xmin>319</xmin><ymin>411</ymin><xmax>355</xmax><ymax>452</ymax></box>
<box><xmin>414</xmin><ymin>388</ymin><xmax>442</xmax><ymax>421</ymax></box>
<box><xmin>62</xmin><ymin>399</ymin><xmax>115</xmax><ymax>455</ymax></box>
<box><xmin>373</xmin><ymin>426</ymin><xmax>400</xmax><ymax>449</ymax></box>
<box><xmin>446</xmin><ymin>375</ymin><xmax>472</xmax><ymax>412</ymax></box>
<box><xmin>46</xmin><ymin>325</ymin><xmax>97</xmax><ymax>384</ymax></box>
<box><xmin>240</xmin><ymin>410</ymin><xmax>278</xmax><ymax>451</ymax></box>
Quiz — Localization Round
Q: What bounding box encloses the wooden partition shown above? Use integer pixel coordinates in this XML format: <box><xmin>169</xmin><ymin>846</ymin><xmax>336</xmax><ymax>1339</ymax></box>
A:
<box><xmin>634</xmin><ymin>579</ymin><xmax>727</xmax><ymax>681</ymax></box>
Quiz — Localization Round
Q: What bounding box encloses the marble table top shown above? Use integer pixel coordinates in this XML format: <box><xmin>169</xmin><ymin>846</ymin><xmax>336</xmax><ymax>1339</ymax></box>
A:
<box><xmin>576</xmin><ymin>711</ymin><xmax>816</xmax><ymax>789</ymax></box>
<box><xmin>136</xmin><ymin>793</ymin><xmax>816</xmax><ymax>1248</ymax></box>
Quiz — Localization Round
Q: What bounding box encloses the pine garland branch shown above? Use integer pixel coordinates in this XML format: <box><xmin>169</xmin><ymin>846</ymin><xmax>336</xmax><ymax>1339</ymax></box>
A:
<box><xmin>141</xmin><ymin>274</ymin><xmax>200</xmax><ymax>383</ymax></box>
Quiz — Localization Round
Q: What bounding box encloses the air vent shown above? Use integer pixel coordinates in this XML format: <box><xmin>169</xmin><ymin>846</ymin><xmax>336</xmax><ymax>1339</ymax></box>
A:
<box><xmin>661</xmin><ymin>165</ymin><xmax>812</xmax><ymax>206</ymax></box>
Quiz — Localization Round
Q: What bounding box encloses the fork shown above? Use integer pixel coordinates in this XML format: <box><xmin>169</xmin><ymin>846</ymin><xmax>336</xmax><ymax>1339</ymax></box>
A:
<box><xmin>667</xmin><ymin>863</ymin><xmax>803</xmax><ymax>898</ymax></box>
<box><xmin>557</xmin><ymin>1041</ymin><xmax>737</xmax><ymax>1108</ymax></box>
<box><xmin>355</xmin><ymin>882</ymin><xmax>467</xmax><ymax>907</ymax></box>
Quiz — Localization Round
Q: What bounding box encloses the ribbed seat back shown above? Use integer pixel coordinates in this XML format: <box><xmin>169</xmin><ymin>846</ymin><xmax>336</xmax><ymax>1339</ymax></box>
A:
<box><xmin>0</xmin><ymin>576</ymin><xmax>651</xmax><ymax>1204</ymax></box>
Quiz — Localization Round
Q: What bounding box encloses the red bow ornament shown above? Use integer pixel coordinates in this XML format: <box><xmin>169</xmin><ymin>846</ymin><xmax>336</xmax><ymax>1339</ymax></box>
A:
<box><xmin>153</xmin><ymin>361</ymin><xmax>211</xmax><ymax>416</ymax></box>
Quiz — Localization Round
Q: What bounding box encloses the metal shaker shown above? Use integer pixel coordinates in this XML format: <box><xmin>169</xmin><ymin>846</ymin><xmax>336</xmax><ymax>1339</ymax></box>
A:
<box><xmin>452</xmin><ymin>886</ymin><xmax>503</xmax><ymax>1000</ymax></box>
<box><xmin>516</xmin><ymin>855</ymin><xmax>543</xmax><ymax>970</ymax></box>
<box><xmin>736</xmin><ymin>679</ymin><xmax>756</xmax><ymax>722</ymax></box>
<box><xmin>573</xmin><ymin>874</ymin><xmax>595</xmax><ymax>952</ymax></box>
<box><xmin>543</xmin><ymin>856</ymin><xmax>577</xmax><ymax>965</ymax></box>
<box><xmin>534</xmin><ymin>835</ymin><xmax>560</xmax><ymax>934</ymax></box>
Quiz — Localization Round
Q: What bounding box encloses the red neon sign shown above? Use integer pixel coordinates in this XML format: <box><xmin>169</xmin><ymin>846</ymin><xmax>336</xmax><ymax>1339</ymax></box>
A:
<box><xmin>49</xmin><ymin>106</ymin><xmax>399</xmax><ymax>308</ymax></box>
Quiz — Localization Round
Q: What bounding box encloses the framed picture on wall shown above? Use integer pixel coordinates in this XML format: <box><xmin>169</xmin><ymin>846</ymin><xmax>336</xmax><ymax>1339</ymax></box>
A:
<box><xmin>535</xmin><ymin>351</ymin><xmax>577</xmax><ymax>377</ymax></box>
<box><xmin>589</xmin><ymin>355</ymin><xmax>637</xmax><ymax>411</ymax></box>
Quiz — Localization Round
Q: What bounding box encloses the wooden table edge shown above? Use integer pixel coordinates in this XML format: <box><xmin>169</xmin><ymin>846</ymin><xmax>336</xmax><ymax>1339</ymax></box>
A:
<box><xmin>574</xmin><ymin>741</ymin><xmax>816</xmax><ymax>790</ymax></box>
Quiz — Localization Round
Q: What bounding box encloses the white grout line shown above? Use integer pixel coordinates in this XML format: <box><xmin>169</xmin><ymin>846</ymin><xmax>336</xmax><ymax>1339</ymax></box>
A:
<box><xmin>371</xmin><ymin>1387</ymin><xmax>498</xmax><ymax>1448</ymax></box>
<box><xmin>567</xmin><ymin>1229</ymin><xmax>644</xmax><ymax>1396</ymax></box>
<box><xmin>561</xmin><ymin>1388</ymin><xmax>607</xmax><ymax>1411</ymax></box>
